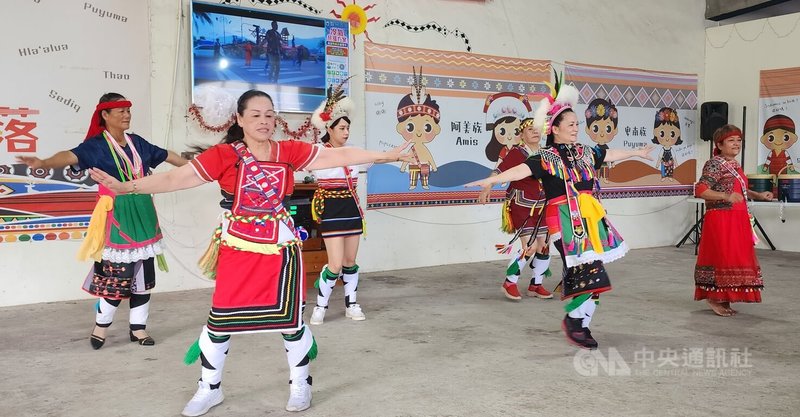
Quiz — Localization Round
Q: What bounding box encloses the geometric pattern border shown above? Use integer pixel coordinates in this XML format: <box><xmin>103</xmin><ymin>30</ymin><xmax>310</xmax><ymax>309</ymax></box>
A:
<box><xmin>366</xmin><ymin>191</ymin><xmax>505</xmax><ymax>210</ymax></box>
<box><xmin>366</xmin><ymin>70</ymin><xmax>550</xmax><ymax>95</ymax></box>
<box><xmin>574</xmin><ymin>81</ymin><xmax>698</xmax><ymax>110</ymax></box>
<box><xmin>366</xmin><ymin>186</ymin><xmax>693</xmax><ymax>209</ymax></box>
<box><xmin>596</xmin><ymin>185</ymin><xmax>694</xmax><ymax>199</ymax></box>
<box><xmin>0</xmin><ymin>221</ymin><xmax>89</xmax><ymax>243</ymax></box>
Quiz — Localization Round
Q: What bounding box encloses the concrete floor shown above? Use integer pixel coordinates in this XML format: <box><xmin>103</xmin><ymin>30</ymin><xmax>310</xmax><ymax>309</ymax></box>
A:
<box><xmin>2</xmin><ymin>246</ymin><xmax>799</xmax><ymax>417</ymax></box>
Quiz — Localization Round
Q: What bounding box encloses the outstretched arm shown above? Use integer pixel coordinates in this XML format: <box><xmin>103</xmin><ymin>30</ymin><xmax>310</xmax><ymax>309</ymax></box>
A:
<box><xmin>16</xmin><ymin>151</ymin><xmax>79</xmax><ymax>170</ymax></box>
<box><xmin>89</xmin><ymin>163</ymin><xmax>205</xmax><ymax>195</ymax></box>
<box><xmin>165</xmin><ymin>150</ymin><xmax>189</xmax><ymax>167</ymax></box>
<box><xmin>307</xmin><ymin>143</ymin><xmax>412</xmax><ymax>170</ymax></box>
<box><xmin>477</xmin><ymin>172</ymin><xmax>498</xmax><ymax>204</ymax></box>
<box><xmin>465</xmin><ymin>163</ymin><xmax>532</xmax><ymax>189</ymax></box>
<box><xmin>605</xmin><ymin>145</ymin><xmax>655</xmax><ymax>163</ymax></box>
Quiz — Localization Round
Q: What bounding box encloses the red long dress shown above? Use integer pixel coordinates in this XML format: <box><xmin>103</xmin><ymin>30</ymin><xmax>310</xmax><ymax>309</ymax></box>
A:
<box><xmin>694</xmin><ymin>156</ymin><xmax>763</xmax><ymax>303</ymax></box>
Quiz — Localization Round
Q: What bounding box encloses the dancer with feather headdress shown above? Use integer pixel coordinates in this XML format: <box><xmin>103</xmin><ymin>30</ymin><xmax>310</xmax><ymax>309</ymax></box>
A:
<box><xmin>309</xmin><ymin>76</ymin><xmax>371</xmax><ymax>325</ymax></box>
<box><xmin>467</xmin><ymin>72</ymin><xmax>654</xmax><ymax>349</ymax></box>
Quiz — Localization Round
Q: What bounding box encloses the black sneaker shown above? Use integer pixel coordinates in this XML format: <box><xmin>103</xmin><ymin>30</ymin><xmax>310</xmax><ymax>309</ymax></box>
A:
<box><xmin>561</xmin><ymin>315</ymin><xmax>594</xmax><ymax>350</ymax></box>
<box><xmin>583</xmin><ymin>327</ymin><xmax>599</xmax><ymax>350</ymax></box>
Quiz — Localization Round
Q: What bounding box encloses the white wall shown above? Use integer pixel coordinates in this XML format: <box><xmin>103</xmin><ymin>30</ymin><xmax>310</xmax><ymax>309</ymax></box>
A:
<box><xmin>1</xmin><ymin>0</ymin><xmax>708</xmax><ymax>307</ymax></box>
<box><xmin>704</xmin><ymin>12</ymin><xmax>800</xmax><ymax>252</ymax></box>
<box><xmin>149</xmin><ymin>0</ymin><xmax>709</xmax><ymax>280</ymax></box>
<box><xmin>0</xmin><ymin>0</ymin><xmax>153</xmax><ymax>307</ymax></box>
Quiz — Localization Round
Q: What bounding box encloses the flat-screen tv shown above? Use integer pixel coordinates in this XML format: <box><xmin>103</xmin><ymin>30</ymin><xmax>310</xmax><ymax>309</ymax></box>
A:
<box><xmin>191</xmin><ymin>1</ymin><xmax>350</xmax><ymax>113</ymax></box>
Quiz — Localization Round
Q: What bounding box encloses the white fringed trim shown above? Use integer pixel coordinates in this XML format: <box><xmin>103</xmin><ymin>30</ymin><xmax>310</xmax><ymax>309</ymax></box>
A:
<box><xmin>102</xmin><ymin>240</ymin><xmax>164</xmax><ymax>264</ymax></box>
<box><xmin>564</xmin><ymin>241</ymin><xmax>629</xmax><ymax>268</ymax></box>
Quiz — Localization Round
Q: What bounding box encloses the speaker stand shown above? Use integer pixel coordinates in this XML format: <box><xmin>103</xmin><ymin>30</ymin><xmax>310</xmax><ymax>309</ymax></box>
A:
<box><xmin>676</xmin><ymin>200</ymin><xmax>704</xmax><ymax>255</ymax></box>
<box><xmin>741</xmin><ymin>106</ymin><xmax>746</xmax><ymax>166</ymax></box>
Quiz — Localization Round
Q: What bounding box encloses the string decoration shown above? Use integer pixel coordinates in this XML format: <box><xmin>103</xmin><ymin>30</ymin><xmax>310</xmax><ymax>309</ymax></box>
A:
<box><xmin>188</xmin><ymin>104</ymin><xmax>236</xmax><ymax>133</ymax></box>
<box><xmin>706</xmin><ymin>14</ymin><xmax>800</xmax><ymax>49</ymax></box>
<box><xmin>188</xmin><ymin>105</ymin><xmax>321</xmax><ymax>142</ymax></box>
<box><xmin>383</xmin><ymin>19</ymin><xmax>472</xmax><ymax>52</ymax></box>
<box><xmin>219</xmin><ymin>0</ymin><xmax>323</xmax><ymax>15</ymax></box>
<box><xmin>276</xmin><ymin>116</ymin><xmax>322</xmax><ymax>142</ymax></box>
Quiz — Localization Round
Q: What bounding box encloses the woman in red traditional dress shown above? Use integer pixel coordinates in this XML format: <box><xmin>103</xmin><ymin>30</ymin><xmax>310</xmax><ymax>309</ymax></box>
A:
<box><xmin>694</xmin><ymin>124</ymin><xmax>773</xmax><ymax>316</ymax></box>
<box><xmin>89</xmin><ymin>90</ymin><xmax>410</xmax><ymax>416</ymax></box>
<box><xmin>478</xmin><ymin>118</ymin><xmax>553</xmax><ymax>301</ymax></box>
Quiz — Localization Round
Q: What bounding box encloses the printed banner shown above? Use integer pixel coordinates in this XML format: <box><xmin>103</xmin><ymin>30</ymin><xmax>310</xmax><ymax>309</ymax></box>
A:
<box><xmin>565</xmin><ymin>62</ymin><xmax>698</xmax><ymax>198</ymax></box>
<box><xmin>364</xmin><ymin>42</ymin><xmax>550</xmax><ymax>209</ymax></box>
<box><xmin>757</xmin><ymin>67</ymin><xmax>800</xmax><ymax>181</ymax></box>
<box><xmin>0</xmin><ymin>1</ymin><xmax>151</xmax><ymax>243</ymax></box>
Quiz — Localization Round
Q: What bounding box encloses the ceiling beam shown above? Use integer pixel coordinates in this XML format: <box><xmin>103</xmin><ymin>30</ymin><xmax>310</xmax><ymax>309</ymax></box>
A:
<box><xmin>706</xmin><ymin>0</ymin><xmax>791</xmax><ymax>21</ymax></box>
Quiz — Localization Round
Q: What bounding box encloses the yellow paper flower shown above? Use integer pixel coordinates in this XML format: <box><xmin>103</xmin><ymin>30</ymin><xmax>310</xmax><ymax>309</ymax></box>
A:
<box><xmin>597</xmin><ymin>104</ymin><xmax>606</xmax><ymax>117</ymax></box>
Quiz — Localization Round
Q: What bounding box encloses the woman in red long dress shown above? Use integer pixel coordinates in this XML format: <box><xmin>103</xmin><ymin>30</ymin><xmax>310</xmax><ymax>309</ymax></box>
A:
<box><xmin>694</xmin><ymin>124</ymin><xmax>773</xmax><ymax>316</ymax></box>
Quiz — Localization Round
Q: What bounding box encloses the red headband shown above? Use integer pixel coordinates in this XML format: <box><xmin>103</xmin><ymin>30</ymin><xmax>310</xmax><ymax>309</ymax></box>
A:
<box><xmin>85</xmin><ymin>100</ymin><xmax>132</xmax><ymax>140</ymax></box>
<box><xmin>397</xmin><ymin>104</ymin><xmax>440</xmax><ymax>122</ymax></box>
<box><xmin>763</xmin><ymin>115</ymin><xmax>795</xmax><ymax>134</ymax></box>
<box><xmin>713</xmin><ymin>128</ymin><xmax>741</xmax><ymax>155</ymax></box>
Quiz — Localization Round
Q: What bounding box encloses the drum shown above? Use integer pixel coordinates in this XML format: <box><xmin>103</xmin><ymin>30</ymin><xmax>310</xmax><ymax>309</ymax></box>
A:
<box><xmin>777</xmin><ymin>173</ymin><xmax>800</xmax><ymax>202</ymax></box>
<box><xmin>747</xmin><ymin>174</ymin><xmax>774</xmax><ymax>194</ymax></box>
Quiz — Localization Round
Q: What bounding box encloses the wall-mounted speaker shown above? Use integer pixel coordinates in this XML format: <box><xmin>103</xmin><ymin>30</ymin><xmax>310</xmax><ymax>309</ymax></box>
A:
<box><xmin>700</xmin><ymin>101</ymin><xmax>728</xmax><ymax>141</ymax></box>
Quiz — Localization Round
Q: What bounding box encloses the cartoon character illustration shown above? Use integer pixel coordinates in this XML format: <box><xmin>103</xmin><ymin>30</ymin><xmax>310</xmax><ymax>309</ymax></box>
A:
<box><xmin>483</xmin><ymin>92</ymin><xmax>532</xmax><ymax>170</ymax></box>
<box><xmin>397</xmin><ymin>67</ymin><xmax>441</xmax><ymax>190</ymax></box>
<box><xmin>760</xmin><ymin>114</ymin><xmax>798</xmax><ymax>175</ymax></box>
<box><xmin>584</xmin><ymin>98</ymin><xmax>619</xmax><ymax>183</ymax></box>
<box><xmin>651</xmin><ymin>107</ymin><xmax>683</xmax><ymax>182</ymax></box>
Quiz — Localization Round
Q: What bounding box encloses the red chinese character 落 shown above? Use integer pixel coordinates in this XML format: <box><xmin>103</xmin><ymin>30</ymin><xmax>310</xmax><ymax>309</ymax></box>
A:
<box><xmin>2</xmin><ymin>118</ymin><xmax>38</xmax><ymax>152</ymax></box>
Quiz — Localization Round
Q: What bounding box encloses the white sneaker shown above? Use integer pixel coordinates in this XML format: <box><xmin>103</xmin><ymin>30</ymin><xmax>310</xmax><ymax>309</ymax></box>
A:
<box><xmin>285</xmin><ymin>377</ymin><xmax>312</xmax><ymax>412</ymax></box>
<box><xmin>181</xmin><ymin>381</ymin><xmax>224</xmax><ymax>417</ymax></box>
<box><xmin>309</xmin><ymin>306</ymin><xmax>326</xmax><ymax>325</ymax></box>
<box><xmin>345</xmin><ymin>304</ymin><xmax>366</xmax><ymax>321</ymax></box>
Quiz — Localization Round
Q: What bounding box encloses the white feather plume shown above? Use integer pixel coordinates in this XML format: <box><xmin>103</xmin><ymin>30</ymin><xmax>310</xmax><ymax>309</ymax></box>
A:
<box><xmin>310</xmin><ymin>101</ymin><xmax>328</xmax><ymax>131</ymax></box>
<box><xmin>336</xmin><ymin>96</ymin><xmax>354</xmax><ymax>118</ymax></box>
<box><xmin>532</xmin><ymin>98</ymin><xmax>551</xmax><ymax>134</ymax></box>
<box><xmin>555</xmin><ymin>84</ymin><xmax>580</xmax><ymax>108</ymax></box>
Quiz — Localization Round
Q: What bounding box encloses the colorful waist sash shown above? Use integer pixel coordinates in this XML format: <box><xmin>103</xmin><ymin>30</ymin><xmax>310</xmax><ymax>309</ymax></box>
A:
<box><xmin>198</xmin><ymin>211</ymin><xmax>300</xmax><ymax>279</ymax></box>
<box><xmin>547</xmin><ymin>192</ymin><xmax>628</xmax><ymax>268</ymax></box>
